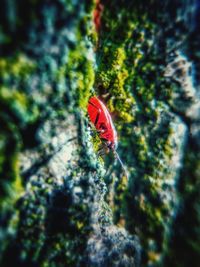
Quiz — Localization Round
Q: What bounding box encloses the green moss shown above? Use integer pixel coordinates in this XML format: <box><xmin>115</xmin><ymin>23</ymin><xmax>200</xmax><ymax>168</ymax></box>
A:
<box><xmin>0</xmin><ymin>118</ymin><xmax>22</xmax><ymax>204</ymax></box>
<box><xmin>0</xmin><ymin>87</ymin><xmax>39</xmax><ymax>125</ymax></box>
<box><xmin>0</xmin><ymin>1</ymin><xmax>101</xmax><ymax>266</ymax></box>
<box><xmin>0</xmin><ymin>54</ymin><xmax>36</xmax><ymax>80</ymax></box>
<box><xmin>1</xmin><ymin>0</ymin><xmax>194</xmax><ymax>266</ymax></box>
<box><xmin>96</xmin><ymin>44</ymin><xmax>135</xmax><ymax>122</ymax></box>
<box><xmin>1</xmin><ymin>158</ymin><xmax>23</xmax><ymax>205</ymax></box>
<box><xmin>0</xmin><ymin>118</ymin><xmax>23</xmax><ymax>260</ymax></box>
<box><xmin>58</xmin><ymin>29</ymin><xmax>95</xmax><ymax>111</ymax></box>
<box><xmin>92</xmin><ymin>2</ymin><xmax>181</xmax><ymax>266</ymax></box>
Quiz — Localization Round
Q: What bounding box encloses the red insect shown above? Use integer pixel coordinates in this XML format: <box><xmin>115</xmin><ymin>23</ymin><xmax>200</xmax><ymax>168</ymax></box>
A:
<box><xmin>87</xmin><ymin>96</ymin><xmax>128</xmax><ymax>178</ymax></box>
<box><xmin>93</xmin><ymin>0</ymin><xmax>104</xmax><ymax>32</ymax></box>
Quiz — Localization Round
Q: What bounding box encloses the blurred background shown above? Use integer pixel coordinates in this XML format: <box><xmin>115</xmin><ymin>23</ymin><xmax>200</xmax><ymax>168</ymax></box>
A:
<box><xmin>0</xmin><ymin>0</ymin><xmax>200</xmax><ymax>266</ymax></box>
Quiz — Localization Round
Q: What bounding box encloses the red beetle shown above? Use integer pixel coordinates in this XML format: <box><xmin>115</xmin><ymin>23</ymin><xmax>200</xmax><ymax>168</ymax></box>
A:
<box><xmin>87</xmin><ymin>96</ymin><xmax>128</xmax><ymax>178</ymax></box>
<box><xmin>93</xmin><ymin>0</ymin><xmax>104</xmax><ymax>33</ymax></box>
<box><xmin>88</xmin><ymin>96</ymin><xmax>117</xmax><ymax>150</ymax></box>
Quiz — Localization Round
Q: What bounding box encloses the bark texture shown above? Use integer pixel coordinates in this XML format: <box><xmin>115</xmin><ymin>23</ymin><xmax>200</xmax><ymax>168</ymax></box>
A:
<box><xmin>0</xmin><ymin>1</ymin><xmax>199</xmax><ymax>267</ymax></box>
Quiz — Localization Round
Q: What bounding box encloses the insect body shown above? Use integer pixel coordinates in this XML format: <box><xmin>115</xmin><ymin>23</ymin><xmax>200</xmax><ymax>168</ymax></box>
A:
<box><xmin>87</xmin><ymin>96</ymin><xmax>128</xmax><ymax>178</ymax></box>
<box><xmin>93</xmin><ymin>0</ymin><xmax>104</xmax><ymax>32</ymax></box>
<box><xmin>88</xmin><ymin>96</ymin><xmax>117</xmax><ymax>150</ymax></box>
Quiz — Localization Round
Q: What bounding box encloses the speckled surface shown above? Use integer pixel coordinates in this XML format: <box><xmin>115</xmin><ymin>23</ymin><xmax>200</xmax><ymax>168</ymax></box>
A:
<box><xmin>0</xmin><ymin>0</ymin><xmax>200</xmax><ymax>266</ymax></box>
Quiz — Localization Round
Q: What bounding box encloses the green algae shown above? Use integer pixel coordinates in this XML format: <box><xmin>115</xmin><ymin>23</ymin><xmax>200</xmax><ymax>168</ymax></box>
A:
<box><xmin>67</xmin><ymin>44</ymin><xmax>95</xmax><ymax>110</ymax></box>
<box><xmin>92</xmin><ymin>1</ymin><xmax>186</xmax><ymax>266</ymax></box>
<box><xmin>96</xmin><ymin>43</ymin><xmax>135</xmax><ymax>123</ymax></box>
<box><xmin>0</xmin><ymin>0</ymin><xmax>105</xmax><ymax>264</ymax></box>
<box><xmin>0</xmin><ymin>0</ymin><xmax>198</xmax><ymax>266</ymax></box>
<box><xmin>0</xmin><ymin>54</ymin><xmax>36</xmax><ymax>79</ymax></box>
<box><xmin>0</xmin><ymin>53</ymin><xmax>39</xmax><ymax>221</ymax></box>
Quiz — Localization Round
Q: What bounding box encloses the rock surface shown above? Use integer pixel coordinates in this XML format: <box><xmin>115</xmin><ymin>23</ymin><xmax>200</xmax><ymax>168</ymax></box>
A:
<box><xmin>0</xmin><ymin>0</ymin><xmax>200</xmax><ymax>266</ymax></box>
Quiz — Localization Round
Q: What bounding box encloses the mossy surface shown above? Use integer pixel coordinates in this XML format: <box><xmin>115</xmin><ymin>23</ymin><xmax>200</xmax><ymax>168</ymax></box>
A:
<box><xmin>0</xmin><ymin>0</ymin><xmax>97</xmax><ymax>265</ymax></box>
<box><xmin>0</xmin><ymin>0</ymin><xmax>199</xmax><ymax>267</ymax></box>
<box><xmin>94</xmin><ymin>1</ymin><xmax>197</xmax><ymax>266</ymax></box>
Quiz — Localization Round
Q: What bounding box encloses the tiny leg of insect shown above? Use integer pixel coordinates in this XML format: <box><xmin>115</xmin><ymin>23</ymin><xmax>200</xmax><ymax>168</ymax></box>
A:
<box><xmin>97</xmin><ymin>148</ymin><xmax>104</xmax><ymax>157</ymax></box>
<box><xmin>89</xmin><ymin>125</ymin><xmax>105</xmax><ymax>138</ymax></box>
<box><xmin>97</xmin><ymin>144</ymin><xmax>106</xmax><ymax>157</ymax></box>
